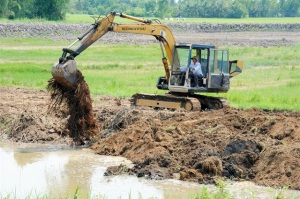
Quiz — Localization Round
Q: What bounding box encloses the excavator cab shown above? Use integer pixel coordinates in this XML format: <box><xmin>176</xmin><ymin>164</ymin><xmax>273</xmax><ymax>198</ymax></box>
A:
<box><xmin>157</xmin><ymin>44</ymin><xmax>243</xmax><ymax>94</ymax></box>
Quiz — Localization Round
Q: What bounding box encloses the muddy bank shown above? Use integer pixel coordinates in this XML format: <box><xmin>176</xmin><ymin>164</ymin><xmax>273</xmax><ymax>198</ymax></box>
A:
<box><xmin>1</xmin><ymin>88</ymin><xmax>300</xmax><ymax>190</ymax></box>
<box><xmin>0</xmin><ymin>22</ymin><xmax>299</xmax><ymax>46</ymax></box>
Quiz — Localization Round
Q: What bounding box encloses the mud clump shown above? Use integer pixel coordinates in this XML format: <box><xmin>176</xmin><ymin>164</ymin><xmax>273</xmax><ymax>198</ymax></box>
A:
<box><xmin>47</xmin><ymin>70</ymin><xmax>97</xmax><ymax>145</ymax></box>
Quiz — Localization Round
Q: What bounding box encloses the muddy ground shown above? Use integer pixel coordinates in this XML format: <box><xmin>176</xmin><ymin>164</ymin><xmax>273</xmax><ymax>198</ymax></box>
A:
<box><xmin>1</xmin><ymin>22</ymin><xmax>300</xmax><ymax>190</ymax></box>
<box><xmin>1</xmin><ymin>87</ymin><xmax>300</xmax><ymax>190</ymax></box>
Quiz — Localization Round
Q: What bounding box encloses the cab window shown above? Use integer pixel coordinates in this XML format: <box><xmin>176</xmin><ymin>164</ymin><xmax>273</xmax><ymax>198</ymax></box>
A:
<box><xmin>209</xmin><ymin>50</ymin><xmax>229</xmax><ymax>74</ymax></box>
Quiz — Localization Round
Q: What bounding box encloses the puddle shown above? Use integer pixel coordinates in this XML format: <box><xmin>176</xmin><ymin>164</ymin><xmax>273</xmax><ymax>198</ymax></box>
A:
<box><xmin>1</xmin><ymin>142</ymin><xmax>299</xmax><ymax>199</ymax></box>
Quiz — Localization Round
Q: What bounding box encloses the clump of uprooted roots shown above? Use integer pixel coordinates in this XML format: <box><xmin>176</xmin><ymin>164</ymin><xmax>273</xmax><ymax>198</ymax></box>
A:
<box><xmin>47</xmin><ymin>70</ymin><xmax>97</xmax><ymax>145</ymax></box>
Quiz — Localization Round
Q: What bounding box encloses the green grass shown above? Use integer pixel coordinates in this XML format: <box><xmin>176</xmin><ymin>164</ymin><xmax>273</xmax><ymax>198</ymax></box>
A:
<box><xmin>0</xmin><ymin>38</ymin><xmax>299</xmax><ymax>111</ymax></box>
<box><xmin>1</xmin><ymin>14</ymin><xmax>300</xmax><ymax>24</ymax></box>
<box><xmin>221</xmin><ymin>45</ymin><xmax>300</xmax><ymax>110</ymax></box>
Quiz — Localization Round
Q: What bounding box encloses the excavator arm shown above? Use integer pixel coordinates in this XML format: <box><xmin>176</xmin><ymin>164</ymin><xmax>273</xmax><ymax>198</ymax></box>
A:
<box><xmin>52</xmin><ymin>12</ymin><xmax>176</xmax><ymax>88</ymax></box>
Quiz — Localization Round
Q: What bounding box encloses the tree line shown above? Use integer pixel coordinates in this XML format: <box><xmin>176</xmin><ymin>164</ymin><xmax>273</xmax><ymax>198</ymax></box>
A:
<box><xmin>69</xmin><ymin>0</ymin><xmax>300</xmax><ymax>18</ymax></box>
<box><xmin>1</xmin><ymin>0</ymin><xmax>299</xmax><ymax>20</ymax></box>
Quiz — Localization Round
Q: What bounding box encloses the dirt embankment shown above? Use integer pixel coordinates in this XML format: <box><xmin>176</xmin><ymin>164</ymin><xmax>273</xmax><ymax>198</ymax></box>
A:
<box><xmin>1</xmin><ymin>87</ymin><xmax>300</xmax><ymax>190</ymax></box>
<box><xmin>0</xmin><ymin>22</ymin><xmax>299</xmax><ymax>47</ymax></box>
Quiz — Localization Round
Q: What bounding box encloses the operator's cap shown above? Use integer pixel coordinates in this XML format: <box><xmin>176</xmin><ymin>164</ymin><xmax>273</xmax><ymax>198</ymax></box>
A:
<box><xmin>191</xmin><ymin>56</ymin><xmax>197</xmax><ymax>60</ymax></box>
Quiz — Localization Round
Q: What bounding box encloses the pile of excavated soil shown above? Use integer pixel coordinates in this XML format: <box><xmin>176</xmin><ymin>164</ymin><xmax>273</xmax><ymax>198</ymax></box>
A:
<box><xmin>1</xmin><ymin>88</ymin><xmax>300</xmax><ymax>190</ymax></box>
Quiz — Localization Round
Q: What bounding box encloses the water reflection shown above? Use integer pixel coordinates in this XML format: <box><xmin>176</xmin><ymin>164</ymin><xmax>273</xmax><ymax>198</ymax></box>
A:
<box><xmin>1</xmin><ymin>146</ymin><xmax>68</xmax><ymax>198</ymax></box>
<box><xmin>0</xmin><ymin>143</ymin><xmax>164</xmax><ymax>198</ymax></box>
<box><xmin>1</xmin><ymin>142</ymin><xmax>300</xmax><ymax>199</ymax></box>
<box><xmin>90</xmin><ymin>170</ymin><xmax>163</xmax><ymax>198</ymax></box>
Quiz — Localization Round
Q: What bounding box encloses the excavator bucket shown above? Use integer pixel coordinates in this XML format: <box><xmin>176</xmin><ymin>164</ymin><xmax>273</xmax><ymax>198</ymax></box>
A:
<box><xmin>229</xmin><ymin>60</ymin><xmax>244</xmax><ymax>78</ymax></box>
<box><xmin>51</xmin><ymin>60</ymin><xmax>78</xmax><ymax>88</ymax></box>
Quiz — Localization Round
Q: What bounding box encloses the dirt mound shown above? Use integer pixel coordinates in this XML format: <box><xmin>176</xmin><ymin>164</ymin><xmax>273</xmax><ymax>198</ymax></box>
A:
<box><xmin>1</xmin><ymin>88</ymin><xmax>300</xmax><ymax>190</ymax></box>
<box><xmin>90</xmin><ymin>107</ymin><xmax>300</xmax><ymax>190</ymax></box>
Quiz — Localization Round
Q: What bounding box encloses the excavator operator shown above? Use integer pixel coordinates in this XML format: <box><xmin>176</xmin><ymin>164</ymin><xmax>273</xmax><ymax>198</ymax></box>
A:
<box><xmin>189</xmin><ymin>56</ymin><xmax>203</xmax><ymax>87</ymax></box>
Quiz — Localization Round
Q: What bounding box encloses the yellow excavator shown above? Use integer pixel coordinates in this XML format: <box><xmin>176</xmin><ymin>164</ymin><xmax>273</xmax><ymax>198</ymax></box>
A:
<box><xmin>52</xmin><ymin>11</ymin><xmax>243</xmax><ymax>111</ymax></box>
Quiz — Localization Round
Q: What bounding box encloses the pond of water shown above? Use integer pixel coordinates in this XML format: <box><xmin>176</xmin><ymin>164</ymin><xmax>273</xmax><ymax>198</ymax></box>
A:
<box><xmin>1</xmin><ymin>142</ymin><xmax>299</xmax><ymax>199</ymax></box>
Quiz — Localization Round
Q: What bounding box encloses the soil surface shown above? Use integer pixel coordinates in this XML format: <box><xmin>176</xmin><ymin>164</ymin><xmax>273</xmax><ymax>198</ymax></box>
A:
<box><xmin>1</xmin><ymin>87</ymin><xmax>300</xmax><ymax>190</ymax></box>
<box><xmin>0</xmin><ymin>22</ymin><xmax>300</xmax><ymax>46</ymax></box>
<box><xmin>1</xmin><ymin>22</ymin><xmax>300</xmax><ymax>190</ymax></box>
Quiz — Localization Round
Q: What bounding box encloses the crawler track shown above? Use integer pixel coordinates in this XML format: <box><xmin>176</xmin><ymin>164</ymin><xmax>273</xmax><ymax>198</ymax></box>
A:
<box><xmin>131</xmin><ymin>92</ymin><xmax>229</xmax><ymax>111</ymax></box>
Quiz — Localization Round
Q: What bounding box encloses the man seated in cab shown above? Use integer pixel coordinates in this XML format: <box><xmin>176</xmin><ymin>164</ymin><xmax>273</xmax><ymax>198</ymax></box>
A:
<box><xmin>189</xmin><ymin>56</ymin><xmax>203</xmax><ymax>87</ymax></box>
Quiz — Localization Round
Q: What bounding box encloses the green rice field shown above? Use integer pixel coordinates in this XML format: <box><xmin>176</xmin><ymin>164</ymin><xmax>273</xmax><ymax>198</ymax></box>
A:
<box><xmin>0</xmin><ymin>38</ymin><xmax>299</xmax><ymax>111</ymax></box>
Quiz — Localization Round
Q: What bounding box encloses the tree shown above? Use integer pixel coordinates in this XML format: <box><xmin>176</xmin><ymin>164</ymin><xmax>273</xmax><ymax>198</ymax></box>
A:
<box><xmin>0</xmin><ymin>0</ymin><xmax>9</xmax><ymax>17</ymax></box>
<box><xmin>7</xmin><ymin>0</ymin><xmax>21</xmax><ymax>19</ymax></box>
<box><xmin>281</xmin><ymin>0</ymin><xmax>300</xmax><ymax>17</ymax></box>
<box><xmin>32</xmin><ymin>0</ymin><xmax>70</xmax><ymax>20</ymax></box>
<box><xmin>266</xmin><ymin>0</ymin><xmax>280</xmax><ymax>17</ymax></box>
<box><xmin>145</xmin><ymin>0</ymin><xmax>157</xmax><ymax>17</ymax></box>
<box><xmin>227</xmin><ymin>0</ymin><xmax>248</xmax><ymax>18</ymax></box>
<box><xmin>178</xmin><ymin>0</ymin><xmax>199</xmax><ymax>18</ymax></box>
<box><xmin>248</xmin><ymin>0</ymin><xmax>261</xmax><ymax>17</ymax></box>
<box><xmin>157</xmin><ymin>0</ymin><xmax>171</xmax><ymax>19</ymax></box>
